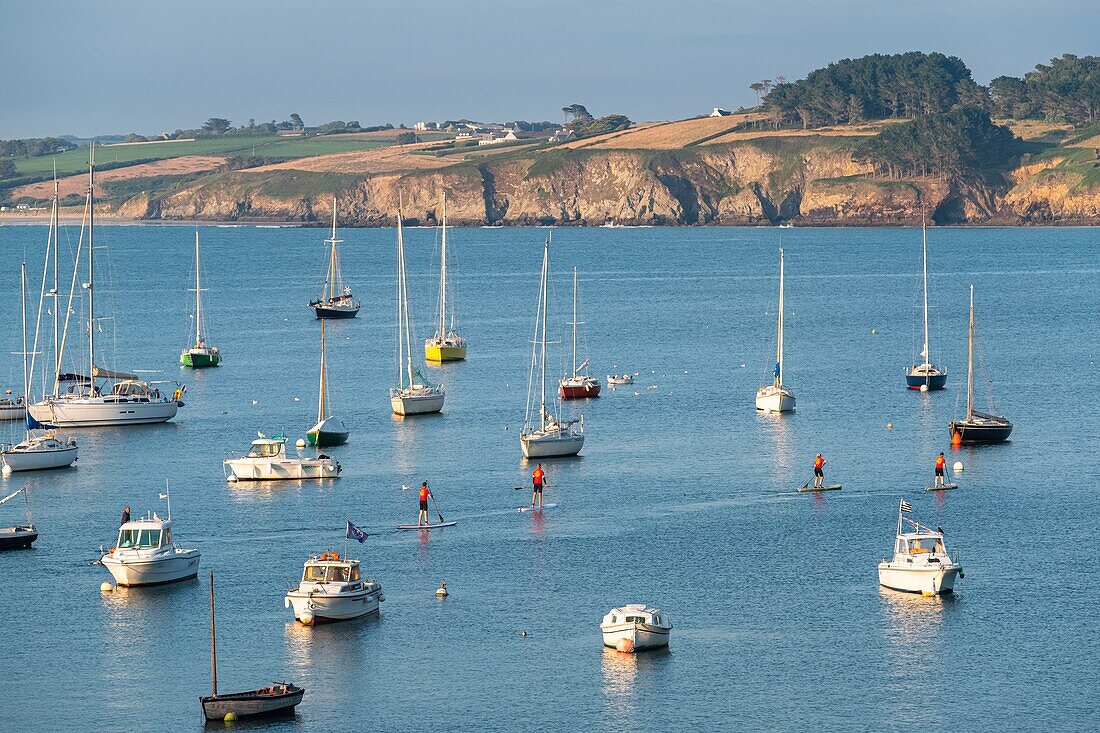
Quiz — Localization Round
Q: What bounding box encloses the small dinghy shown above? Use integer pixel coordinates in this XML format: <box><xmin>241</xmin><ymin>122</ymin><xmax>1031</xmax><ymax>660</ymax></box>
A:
<box><xmin>0</xmin><ymin>488</ymin><xmax>37</xmax><ymax>550</ymax></box>
<box><xmin>877</xmin><ymin>499</ymin><xmax>963</xmax><ymax>596</ymax></box>
<box><xmin>201</xmin><ymin>571</ymin><xmax>304</xmax><ymax>721</ymax></box>
<box><xmin>607</xmin><ymin>374</ymin><xmax>635</xmax><ymax>386</ymax></box>
<box><xmin>600</xmin><ymin>603</ymin><xmax>672</xmax><ymax>652</ymax></box>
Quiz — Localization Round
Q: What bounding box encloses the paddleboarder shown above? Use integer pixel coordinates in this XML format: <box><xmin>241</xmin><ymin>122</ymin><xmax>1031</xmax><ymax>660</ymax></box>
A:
<box><xmin>417</xmin><ymin>482</ymin><xmax>433</xmax><ymax>526</ymax></box>
<box><xmin>531</xmin><ymin>463</ymin><xmax>546</xmax><ymax>509</ymax></box>
<box><xmin>934</xmin><ymin>452</ymin><xmax>947</xmax><ymax>489</ymax></box>
<box><xmin>812</xmin><ymin>453</ymin><xmax>827</xmax><ymax>488</ymax></box>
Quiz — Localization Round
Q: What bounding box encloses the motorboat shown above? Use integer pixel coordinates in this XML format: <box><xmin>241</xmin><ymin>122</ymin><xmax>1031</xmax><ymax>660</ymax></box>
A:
<box><xmin>559</xmin><ymin>268</ymin><xmax>600</xmax><ymax>399</ymax></box>
<box><xmin>180</xmin><ymin>231</ymin><xmax>221</xmax><ymax>368</ymax></box>
<box><xmin>424</xmin><ymin>192</ymin><xmax>468</xmax><ymax>362</ymax></box>
<box><xmin>877</xmin><ymin>499</ymin><xmax>963</xmax><ymax>596</ymax></box>
<box><xmin>600</xmin><ymin>603</ymin><xmax>672</xmax><ymax>652</ymax></box>
<box><xmin>391</xmin><ymin>205</ymin><xmax>445</xmax><ymax>415</ymax></box>
<box><xmin>756</xmin><ymin>249</ymin><xmax>795</xmax><ymax>413</ymax></box>
<box><xmin>308</xmin><ymin>198</ymin><xmax>360</xmax><ymax>319</ymax></box>
<box><xmin>202</xmin><ymin>571</ymin><xmax>305</xmax><ymax>721</ymax></box>
<box><xmin>905</xmin><ymin>218</ymin><xmax>947</xmax><ymax>390</ymax></box>
<box><xmin>0</xmin><ymin>393</ymin><xmax>25</xmax><ymax>421</ymax></box>
<box><xmin>949</xmin><ymin>285</ymin><xmax>1012</xmax><ymax>443</ymax></box>
<box><xmin>607</xmin><ymin>374</ymin><xmax>635</xmax><ymax>386</ymax></box>
<box><xmin>224</xmin><ymin>433</ymin><xmax>340</xmax><ymax>481</ymax></box>
<box><xmin>0</xmin><ymin>488</ymin><xmax>37</xmax><ymax>550</ymax></box>
<box><xmin>520</xmin><ymin>234</ymin><xmax>585</xmax><ymax>458</ymax></box>
<box><xmin>284</xmin><ymin>551</ymin><xmax>384</xmax><ymax>625</ymax></box>
<box><xmin>307</xmin><ymin>321</ymin><xmax>349</xmax><ymax>446</ymax></box>
<box><xmin>100</xmin><ymin>491</ymin><xmax>200</xmax><ymax>586</ymax></box>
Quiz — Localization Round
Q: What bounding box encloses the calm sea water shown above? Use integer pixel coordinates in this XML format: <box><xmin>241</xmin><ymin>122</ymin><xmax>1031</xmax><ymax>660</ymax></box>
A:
<box><xmin>0</xmin><ymin>222</ymin><xmax>1096</xmax><ymax>732</ymax></box>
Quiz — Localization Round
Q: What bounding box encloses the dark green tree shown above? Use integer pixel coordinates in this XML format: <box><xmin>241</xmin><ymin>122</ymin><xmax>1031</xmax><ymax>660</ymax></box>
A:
<box><xmin>201</xmin><ymin>118</ymin><xmax>231</xmax><ymax>134</ymax></box>
<box><xmin>0</xmin><ymin>158</ymin><xmax>17</xmax><ymax>179</ymax></box>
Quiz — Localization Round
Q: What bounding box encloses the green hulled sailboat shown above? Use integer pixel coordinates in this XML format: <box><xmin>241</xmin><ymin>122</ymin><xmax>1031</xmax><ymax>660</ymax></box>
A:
<box><xmin>180</xmin><ymin>231</ymin><xmax>221</xmax><ymax>368</ymax></box>
<box><xmin>307</xmin><ymin>320</ymin><xmax>349</xmax><ymax>447</ymax></box>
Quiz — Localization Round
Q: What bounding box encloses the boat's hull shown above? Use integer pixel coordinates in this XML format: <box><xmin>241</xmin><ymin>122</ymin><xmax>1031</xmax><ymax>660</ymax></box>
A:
<box><xmin>201</xmin><ymin>687</ymin><xmax>304</xmax><ymax>721</ymax></box>
<box><xmin>0</xmin><ymin>405</ymin><xmax>26</xmax><ymax>421</ymax></box>
<box><xmin>224</xmin><ymin>458</ymin><xmax>340</xmax><ymax>481</ymax></box>
<box><xmin>391</xmin><ymin>393</ymin><xmax>445</xmax><ymax>415</ymax></box>
<box><xmin>306</xmin><ymin>429</ymin><xmax>348</xmax><ymax>447</ymax></box>
<box><xmin>311</xmin><ymin>304</ymin><xmax>359</xmax><ymax>319</ymax></box>
<box><xmin>101</xmin><ymin>551</ymin><xmax>201</xmax><ymax>586</ymax></box>
<box><xmin>1</xmin><ymin>444</ymin><xmax>78</xmax><ymax>471</ymax></box>
<box><xmin>0</xmin><ymin>527</ymin><xmax>37</xmax><ymax>550</ymax></box>
<box><xmin>560</xmin><ymin>381</ymin><xmax>601</xmax><ymax>399</ymax></box>
<box><xmin>181</xmin><ymin>351</ymin><xmax>220</xmax><ymax>368</ymax></box>
<box><xmin>877</xmin><ymin>563</ymin><xmax>960</xmax><ymax>595</ymax></box>
<box><xmin>521</xmin><ymin>432</ymin><xmax>584</xmax><ymax>458</ymax></box>
<box><xmin>756</xmin><ymin>386</ymin><xmax>795</xmax><ymax>413</ymax></box>
<box><xmin>949</xmin><ymin>419</ymin><xmax>1012</xmax><ymax>444</ymax></box>
<box><xmin>285</xmin><ymin>588</ymin><xmax>382</xmax><ymax>624</ymax></box>
<box><xmin>905</xmin><ymin>369</ymin><xmax>947</xmax><ymax>390</ymax></box>
<box><xmin>600</xmin><ymin>622</ymin><xmax>671</xmax><ymax>651</ymax></box>
<box><xmin>28</xmin><ymin>399</ymin><xmax>178</xmax><ymax>428</ymax></box>
<box><xmin>424</xmin><ymin>344</ymin><xmax>467</xmax><ymax>362</ymax></box>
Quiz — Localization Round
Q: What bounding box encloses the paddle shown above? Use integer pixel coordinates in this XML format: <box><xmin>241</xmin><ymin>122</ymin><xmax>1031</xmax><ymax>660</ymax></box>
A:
<box><xmin>428</xmin><ymin>487</ymin><xmax>446</xmax><ymax>524</ymax></box>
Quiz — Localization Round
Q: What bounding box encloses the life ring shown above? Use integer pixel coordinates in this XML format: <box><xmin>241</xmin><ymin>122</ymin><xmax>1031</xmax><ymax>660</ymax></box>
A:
<box><xmin>319</xmin><ymin>551</ymin><xmax>340</xmax><ymax>561</ymax></box>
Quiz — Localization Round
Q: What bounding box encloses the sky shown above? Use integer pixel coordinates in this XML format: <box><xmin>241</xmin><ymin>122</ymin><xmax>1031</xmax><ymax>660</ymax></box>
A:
<box><xmin>1</xmin><ymin>0</ymin><xmax>1098</xmax><ymax>138</ymax></box>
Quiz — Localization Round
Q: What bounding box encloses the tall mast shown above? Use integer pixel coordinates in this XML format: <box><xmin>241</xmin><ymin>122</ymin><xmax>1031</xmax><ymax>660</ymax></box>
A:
<box><xmin>194</xmin><ymin>231</ymin><xmax>202</xmax><ymax>346</ymax></box>
<box><xmin>20</xmin><ymin>262</ymin><xmax>29</xmax><ymax>438</ymax></box>
<box><xmin>209</xmin><ymin>572</ymin><xmax>218</xmax><ymax>698</ymax></box>
<box><xmin>776</xmin><ymin>249</ymin><xmax>784</xmax><ymax>388</ymax></box>
<box><xmin>396</xmin><ymin>207</ymin><xmax>414</xmax><ymax>388</ymax></box>
<box><xmin>966</xmin><ymin>285</ymin><xmax>975</xmax><ymax>419</ymax></box>
<box><xmin>318</xmin><ymin>320</ymin><xmax>327</xmax><ymax>421</ymax></box>
<box><xmin>921</xmin><ymin>216</ymin><xmax>929</xmax><ymax>364</ymax></box>
<box><xmin>51</xmin><ymin>165</ymin><xmax>59</xmax><ymax>395</ymax></box>
<box><xmin>328</xmin><ymin>197</ymin><xmax>340</xmax><ymax>300</ymax></box>
<box><xmin>438</xmin><ymin>192</ymin><xmax>448</xmax><ymax>338</ymax></box>
<box><xmin>539</xmin><ymin>235</ymin><xmax>550</xmax><ymax>428</ymax></box>
<box><xmin>87</xmin><ymin>143</ymin><xmax>95</xmax><ymax>385</ymax></box>
<box><xmin>571</xmin><ymin>267</ymin><xmax>578</xmax><ymax>376</ymax></box>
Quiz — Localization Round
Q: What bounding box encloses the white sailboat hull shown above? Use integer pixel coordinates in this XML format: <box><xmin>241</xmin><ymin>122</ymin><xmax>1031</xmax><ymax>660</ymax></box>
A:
<box><xmin>29</xmin><ymin>398</ymin><xmax>178</xmax><ymax>427</ymax></box>
<box><xmin>877</xmin><ymin>562</ymin><xmax>960</xmax><ymax>595</ymax></box>
<box><xmin>101</xmin><ymin>549</ymin><xmax>201</xmax><ymax>586</ymax></box>
<box><xmin>285</xmin><ymin>586</ymin><xmax>383</xmax><ymax>623</ymax></box>
<box><xmin>755</xmin><ymin>385</ymin><xmax>795</xmax><ymax>413</ymax></box>
<box><xmin>224</xmin><ymin>457</ymin><xmax>340</xmax><ymax>481</ymax></box>
<box><xmin>1</xmin><ymin>444</ymin><xmax>78</xmax><ymax>471</ymax></box>
<box><xmin>0</xmin><ymin>405</ymin><xmax>26</xmax><ymax>422</ymax></box>
<box><xmin>520</xmin><ymin>431</ymin><xmax>584</xmax><ymax>458</ymax></box>
<box><xmin>391</xmin><ymin>392</ymin><xmax>445</xmax><ymax>416</ymax></box>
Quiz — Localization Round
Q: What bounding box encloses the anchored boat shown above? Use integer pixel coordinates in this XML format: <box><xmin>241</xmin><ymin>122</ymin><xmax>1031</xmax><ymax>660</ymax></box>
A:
<box><xmin>756</xmin><ymin>248</ymin><xmax>795</xmax><ymax>413</ymax></box>
<box><xmin>100</xmin><ymin>489</ymin><xmax>200</xmax><ymax>586</ymax></box>
<box><xmin>0</xmin><ymin>394</ymin><xmax>25</xmax><ymax>422</ymax></box>
<box><xmin>600</xmin><ymin>604</ymin><xmax>672</xmax><ymax>652</ymax></box>
<box><xmin>180</xmin><ymin>231</ymin><xmax>221</xmax><ymax>368</ymax></box>
<box><xmin>0</xmin><ymin>488</ymin><xmax>37</xmax><ymax>550</ymax></box>
<box><xmin>559</xmin><ymin>267</ymin><xmax>600</xmax><ymax>399</ymax></box>
<box><xmin>308</xmin><ymin>198</ymin><xmax>360</xmax><ymax>319</ymax></box>
<box><xmin>307</xmin><ymin>321</ymin><xmax>349</xmax><ymax>447</ymax></box>
<box><xmin>224</xmin><ymin>433</ymin><xmax>340</xmax><ymax>481</ymax></box>
<box><xmin>424</xmin><ymin>192</ymin><xmax>467</xmax><ymax>362</ymax></box>
<box><xmin>877</xmin><ymin>499</ymin><xmax>963</xmax><ymax>595</ymax></box>
<box><xmin>905</xmin><ymin>217</ymin><xmax>947</xmax><ymax>390</ymax></box>
<box><xmin>285</xmin><ymin>551</ymin><xmax>384</xmax><ymax>625</ymax></box>
<box><xmin>949</xmin><ymin>285</ymin><xmax>1012</xmax><ymax>444</ymax></box>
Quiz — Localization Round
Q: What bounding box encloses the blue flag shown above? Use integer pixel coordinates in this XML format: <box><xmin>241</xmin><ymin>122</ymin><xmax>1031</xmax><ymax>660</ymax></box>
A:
<box><xmin>346</xmin><ymin>520</ymin><xmax>367</xmax><ymax>543</ymax></box>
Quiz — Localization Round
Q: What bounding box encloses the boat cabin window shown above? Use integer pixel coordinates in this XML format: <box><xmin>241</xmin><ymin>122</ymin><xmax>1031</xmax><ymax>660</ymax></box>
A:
<box><xmin>304</xmin><ymin>565</ymin><xmax>327</xmax><ymax>582</ymax></box>
<box><xmin>118</xmin><ymin>529</ymin><xmax>139</xmax><ymax>548</ymax></box>
<box><xmin>908</xmin><ymin>538</ymin><xmax>938</xmax><ymax>554</ymax></box>
<box><xmin>328</xmin><ymin>566</ymin><xmax>350</xmax><ymax>583</ymax></box>
<box><xmin>625</xmin><ymin>615</ymin><xmax>646</xmax><ymax>624</ymax></box>
<box><xmin>654</xmin><ymin>615</ymin><xmax>661</xmax><ymax>625</ymax></box>
<box><xmin>137</xmin><ymin>529</ymin><xmax>162</xmax><ymax>548</ymax></box>
<box><xmin>248</xmin><ymin>442</ymin><xmax>281</xmax><ymax>458</ymax></box>
<box><xmin>349</xmin><ymin>566</ymin><xmax>360</xmax><ymax>582</ymax></box>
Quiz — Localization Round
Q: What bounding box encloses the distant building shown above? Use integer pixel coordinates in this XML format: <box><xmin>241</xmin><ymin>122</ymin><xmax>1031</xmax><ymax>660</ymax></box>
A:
<box><xmin>15</xmin><ymin>204</ymin><xmax>30</xmax><ymax>211</ymax></box>
<box><xmin>414</xmin><ymin>121</ymin><xmax>439</xmax><ymax>131</ymax></box>
<box><xmin>710</xmin><ymin>107</ymin><xmax>732</xmax><ymax>117</ymax></box>
<box><xmin>549</xmin><ymin>129</ymin><xmax>576</xmax><ymax>143</ymax></box>
<box><xmin>477</xmin><ymin>129</ymin><xmax>521</xmax><ymax>146</ymax></box>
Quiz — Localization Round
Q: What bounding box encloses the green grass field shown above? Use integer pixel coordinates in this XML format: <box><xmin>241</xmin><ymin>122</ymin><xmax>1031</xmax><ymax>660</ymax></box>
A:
<box><xmin>13</xmin><ymin>135</ymin><xmax>391</xmax><ymax>176</ymax></box>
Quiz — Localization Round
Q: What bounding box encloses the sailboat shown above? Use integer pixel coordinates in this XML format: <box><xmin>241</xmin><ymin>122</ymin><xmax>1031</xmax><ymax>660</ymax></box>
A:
<box><xmin>200</xmin><ymin>571</ymin><xmax>305</xmax><ymax>721</ymax></box>
<box><xmin>521</xmin><ymin>234</ymin><xmax>584</xmax><ymax>458</ymax></box>
<box><xmin>390</xmin><ymin>206</ymin><xmax>445</xmax><ymax>415</ymax></box>
<box><xmin>559</xmin><ymin>267</ymin><xmax>600</xmax><ymax>399</ymax></box>
<box><xmin>756</xmin><ymin>248</ymin><xmax>796</xmax><ymax>413</ymax></box>
<box><xmin>308</xmin><ymin>198</ymin><xmax>360</xmax><ymax>319</ymax></box>
<box><xmin>949</xmin><ymin>285</ymin><xmax>1012</xmax><ymax>443</ymax></box>
<box><xmin>424</xmin><ymin>192</ymin><xmax>467</xmax><ymax>362</ymax></box>
<box><xmin>180</xmin><ymin>231</ymin><xmax>221</xmax><ymax>368</ymax></box>
<box><xmin>27</xmin><ymin>145</ymin><xmax>182</xmax><ymax>428</ymax></box>
<box><xmin>0</xmin><ymin>488</ymin><xmax>37</xmax><ymax>550</ymax></box>
<box><xmin>905</xmin><ymin>218</ymin><xmax>947</xmax><ymax>390</ymax></box>
<box><xmin>1</xmin><ymin>261</ymin><xmax>78</xmax><ymax>471</ymax></box>
<box><xmin>307</xmin><ymin>321</ymin><xmax>348</xmax><ymax>446</ymax></box>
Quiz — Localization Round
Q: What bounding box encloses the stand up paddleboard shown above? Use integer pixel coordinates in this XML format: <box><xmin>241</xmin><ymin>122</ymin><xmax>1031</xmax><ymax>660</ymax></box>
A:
<box><xmin>518</xmin><ymin>503</ymin><xmax>558</xmax><ymax>512</ymax></box>
<box><xmin>923</xmin><ymin>483</ymin><xmax>958</xmax><ymax>492</ymax></box>
<box><xmin>797</xmin><ymin>484</ymin><xmax>842</xmax><ymax>493</ymax></box>
<box><xmin>397</xmin><ymin>521</ymin><xmax>458</xmax><ymax>530</ymax></box>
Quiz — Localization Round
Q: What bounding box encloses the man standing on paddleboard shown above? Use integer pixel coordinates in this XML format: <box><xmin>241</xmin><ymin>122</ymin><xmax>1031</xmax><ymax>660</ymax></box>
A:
<box><xmin>813</xmin><ymin>453</ymin><xmax>827</xmax><ymax>488</ymax></box>
<box><xmin>531</xmin><ymin>464</ymin><xmax>546</xmax><ymax>509</ymax></box>
<box><xmin>418</xmin><ymin>482</ymin><xmax>433</xmax><ymax>526</ymax></box>
<box><xmin>934</xmin><ymin>452</ymin><xmax>946</xmax><ymax>489</ymax></box>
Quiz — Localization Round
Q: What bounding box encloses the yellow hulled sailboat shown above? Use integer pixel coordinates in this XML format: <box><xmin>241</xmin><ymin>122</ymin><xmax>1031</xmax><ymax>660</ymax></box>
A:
<box><xmin>424</xmin><ymin>193</ymin><xmax>467</xmax><ymax>362</ymax></box>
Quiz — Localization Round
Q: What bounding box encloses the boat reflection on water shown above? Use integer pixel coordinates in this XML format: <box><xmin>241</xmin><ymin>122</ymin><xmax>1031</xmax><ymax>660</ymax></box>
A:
<box><xmin>225</xmin><ymin>478</ymin><xmax>331</xmax><ymax>503</ymax></box>
<box><xmin>600</xmin><ymin>645</ymin><xmax>671</xmax><ymax>726</ymax></box>
<box><xmin>284</xmin><ymin>612</ymin><xmax>376</xmax><ymax>674</ymax></box>
<box><xmin>758</xmin><ymin>407</ymin><xmax>793</xmax><ymax>486</ymax></box>
<box><xmin>879</xmin><ymin>586</ymin><xmax>953</xmax><ymax>674</ymax></box>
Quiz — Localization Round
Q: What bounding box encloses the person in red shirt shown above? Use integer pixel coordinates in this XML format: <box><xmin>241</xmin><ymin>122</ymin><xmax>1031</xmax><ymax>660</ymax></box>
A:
<box><xmin>418</xmin><ymin>482</ymin><xmax>433</xmax><ymax>526</ymax></box>
<box><xmin>531</xmin><ymin>464</ymin><xmax>546</xmax><ymax>508</ymax></box>
<box><xmin>934</xmin><ymin>452</ymin><xmax>947</xmax><ymax>489</ymax></box>
<box><xmin>812</xmin><ymin>453</ymin><xmax>827</xmax><ymax>488</ymax></box>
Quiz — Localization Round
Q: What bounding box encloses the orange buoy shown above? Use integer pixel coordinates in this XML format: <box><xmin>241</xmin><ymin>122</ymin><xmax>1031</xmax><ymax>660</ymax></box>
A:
<box><xmin>951</xmin><ymin>431</ymin><xmax>962</xmax><ymax>447</ymax></box>
<box><xmin>616</xmin><ymin>638</ymin><xmax>635</xmax><ymax>653</ymax></box>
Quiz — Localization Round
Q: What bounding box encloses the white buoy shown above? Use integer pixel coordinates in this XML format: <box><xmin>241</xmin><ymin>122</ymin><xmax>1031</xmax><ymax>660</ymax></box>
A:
<box><xmin>295</xmin><ymin>438</ymin><xmax>306</xmax><ymax>449</ymax></box>
<box><xmin>100</xmin><ymin>582</ymin><xmax>114</xmax><ymax>593</ymax></box>
<box><xmin>871</xmin><ymin>328</ymin><xmax>878</xmax><ymax>334</ymax></box>
<box><xmin>920</xmin><ymin>384</ymin><xmax>929</xmax><ymax>393</ymax></box>
<box><xmin>1</xmin><ymin>464</ymin><xmax>11</xmax><ymax>476</ymax></box>
<box><xmin>886</xmin><ymin>422</ymin><xmax>894</xmax><ymax>430</ymax></box>
<box><xmin>299</xmin><ymin>608</ymin><xmax>315</xmax><ymax>625</ymax></box>
<box><xmin>953</xmin><ymin>461</ymin><xmax>964</xmax><ymax>473</ymax></box>
<box><xmin>435</xmin><ymin>581</ymin><xmax>448</xmax><ymax>597</ymax></box>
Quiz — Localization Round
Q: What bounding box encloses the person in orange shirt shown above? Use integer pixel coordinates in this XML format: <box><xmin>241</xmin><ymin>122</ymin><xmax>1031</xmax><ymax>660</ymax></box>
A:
<box><xmin>934</xmin><ymin>452</ymin><xmax>947</xmax><ymax>489</ymax></box>
<box><xmin>417</xmin><ymin>482</ymin><xmax>433</xmax><ymax>526</ymax></box>
<box><xmin>812</xmin><ymin>453</ymin><xmax>827</xmax><ymax>488</ymax></box>
<box><xmin>531</xmin><ymin>463</ymin><xmax>546</xmax><ymax>508</ymax></box>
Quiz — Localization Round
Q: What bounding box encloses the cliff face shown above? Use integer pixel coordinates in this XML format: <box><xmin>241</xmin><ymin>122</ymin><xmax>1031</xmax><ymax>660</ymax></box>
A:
<box><xmin>150</xmin><ymin>140</ymin><xmax>1100</xmax><ymax>226</ymax></box>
